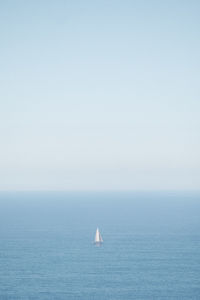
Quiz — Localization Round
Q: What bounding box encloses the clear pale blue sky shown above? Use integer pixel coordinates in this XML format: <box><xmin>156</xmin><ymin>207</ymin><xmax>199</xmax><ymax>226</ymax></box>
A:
<box><xmin>0</xmin><ymin>0</ymin><xmax>200</xmax><ymax>190</ymax></box>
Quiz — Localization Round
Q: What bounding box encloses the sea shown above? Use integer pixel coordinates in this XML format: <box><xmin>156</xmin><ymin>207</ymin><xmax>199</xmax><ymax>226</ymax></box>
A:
<box><xmin>0</xmin><ymin>191</ymin><xmax>200</xmax><ymax>300</ymax></box>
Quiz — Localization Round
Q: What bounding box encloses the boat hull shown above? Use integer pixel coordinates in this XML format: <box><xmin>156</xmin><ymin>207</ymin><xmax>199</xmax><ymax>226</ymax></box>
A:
<box><xmin>94</xmin><ymin>241</ymin><xmax>103</xmax><ymax>246</ymax></box>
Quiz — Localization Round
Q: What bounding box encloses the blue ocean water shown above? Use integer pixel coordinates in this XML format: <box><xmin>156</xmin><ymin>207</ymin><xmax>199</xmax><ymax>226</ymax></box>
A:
<box><xmin>0</xmin><ymin>191</ymin><xmax>200</xmax><ymax>300</ymax></box>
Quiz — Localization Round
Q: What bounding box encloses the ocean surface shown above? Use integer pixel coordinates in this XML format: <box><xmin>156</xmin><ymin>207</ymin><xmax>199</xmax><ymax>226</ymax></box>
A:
<box><xmin>0</xmin><ymin>191</ymin><xmax>200</xmax><ymax>300</ymax></box>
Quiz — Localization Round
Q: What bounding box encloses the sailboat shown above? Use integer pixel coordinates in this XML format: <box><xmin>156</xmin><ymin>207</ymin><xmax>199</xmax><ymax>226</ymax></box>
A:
<box><xmin>94</xmin><ymin>227</ymin><xmax>103</xmax><ymax>245</ymax></box>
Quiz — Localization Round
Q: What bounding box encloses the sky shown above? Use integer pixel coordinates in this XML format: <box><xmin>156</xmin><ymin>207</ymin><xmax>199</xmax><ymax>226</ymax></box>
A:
<box><xmin>0</xmin><ymin>0</ymin><xmax>200</xmax><ymax>191</ymax></box>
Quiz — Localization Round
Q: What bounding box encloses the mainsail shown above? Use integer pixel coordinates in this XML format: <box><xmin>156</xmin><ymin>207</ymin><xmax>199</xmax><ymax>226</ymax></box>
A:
<box><xmin>94</xmin><ymin>227</ymin><xmax>103</xmax><ymax>244</ymax></box>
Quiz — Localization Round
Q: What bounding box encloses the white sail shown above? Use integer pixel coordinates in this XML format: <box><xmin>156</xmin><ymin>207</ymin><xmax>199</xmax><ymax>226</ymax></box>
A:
<box><xmin>94</xmin><ymin>227</ymin><xmax>103</xmax><ymax>243</ymax></box>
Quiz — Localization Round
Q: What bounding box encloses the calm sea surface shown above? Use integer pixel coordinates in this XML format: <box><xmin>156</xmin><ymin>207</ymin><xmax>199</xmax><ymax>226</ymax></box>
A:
<box><xmin>0</xmin><ymin>191</ymin><xmax>200</xmax><ymax>300</ymax></box>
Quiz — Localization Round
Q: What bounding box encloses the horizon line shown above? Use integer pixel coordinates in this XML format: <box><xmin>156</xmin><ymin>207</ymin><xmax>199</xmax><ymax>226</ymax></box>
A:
<box><xmin>0</xmin><ymin>189</ymin><xmax>200</xmax><ymax>193</ymax></box>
